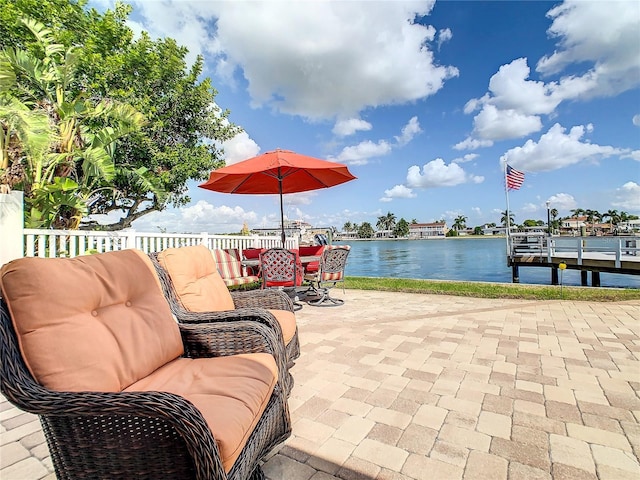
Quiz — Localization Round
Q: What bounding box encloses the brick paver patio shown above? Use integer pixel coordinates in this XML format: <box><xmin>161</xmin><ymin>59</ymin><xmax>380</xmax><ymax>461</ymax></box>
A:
<box><xmin>2</xmin><ymin>290</ymin><xmax>639</xmax><ymax>479</ymax></box>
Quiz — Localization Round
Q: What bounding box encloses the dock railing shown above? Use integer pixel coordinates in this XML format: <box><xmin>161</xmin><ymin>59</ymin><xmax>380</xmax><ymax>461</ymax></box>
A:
<box><xmin>22</xmin><ymin>229</ymin><xmax>298</xmax><ymax>259</ymax></box>
<box><xmin>509</xmin><ymin>233</ymin><xmax>639</xmax><ymax>269</ymax></box>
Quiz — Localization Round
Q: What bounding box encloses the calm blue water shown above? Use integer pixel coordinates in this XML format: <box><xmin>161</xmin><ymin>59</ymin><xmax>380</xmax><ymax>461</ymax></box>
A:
<box><xmin>336</xmin><ymin>238</ymin><xmax>640</xmax><ymax>289</ymax></box>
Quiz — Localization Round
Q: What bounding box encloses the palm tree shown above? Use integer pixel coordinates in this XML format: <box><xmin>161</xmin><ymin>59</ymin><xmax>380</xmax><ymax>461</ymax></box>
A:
<box><xmin>0</xmin><ymin>96</ymin><xmax>54</xmax><ymax>192</ymax></box>
<box><xmin>500</xmin><ymin>210</ymin><xmax>515</xmax><ymax>228</ymax></box>
<box><xmin>585</xmin><ymin>209</ymin><xmax>600</xmax><ymax>224</ymax></box>
<box><xmin>570</xmin><ymin>208</ymin><xmax>585</xmax><ymax>218</ymax></box>
<box><xmin>550</xmin><ymin>208</ymin><xmax>558</xmax><ymax>234</ymax></box>
<box><xmin>376</xmin><ymin>211</ymin><xmax>396</xmax><ymax>233</ymax></box>
<box><xmin>602</xmin><ymin>209</ymin><xmax>620</xmax><ymax>232</ymax></box>
<box><xmin>452</xmin><ymin>215</ymin><xmax>467</xmax><ymax>231</ymax></box>
<box><xmin>1</xmin><ymin>18</ymin><xmax>146</xmax><ymax>228</ymax></box>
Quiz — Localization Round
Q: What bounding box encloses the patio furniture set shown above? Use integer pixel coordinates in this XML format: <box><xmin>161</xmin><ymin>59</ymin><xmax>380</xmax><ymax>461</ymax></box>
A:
<box><xmin>215</xmin><ymin>244</ymin><xmax>351</xmax><ymax>307</ymax></box>
<box><xmin>0</xmin><ymin>242</ymin><xmax>349</xmax><ymax>479</ymax></box>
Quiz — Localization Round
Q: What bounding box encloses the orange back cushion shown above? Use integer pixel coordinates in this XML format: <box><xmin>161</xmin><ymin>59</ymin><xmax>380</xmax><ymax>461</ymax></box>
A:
<box><xmin>0</xmin><ymin>250</ymin><xmax>183</xmax><ymax>392</ymax></box>
<box><xmin>157</xmin><ymin>245</ymin><xmax>235</xmax><ymax>312</ymax></box>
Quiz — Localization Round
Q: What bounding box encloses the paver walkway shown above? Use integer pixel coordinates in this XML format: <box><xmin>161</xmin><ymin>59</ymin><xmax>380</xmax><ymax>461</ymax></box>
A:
<box><xmin>2</xmin><ymin>290</ymin><xmax>639</xmax><ymax>479</ymax></box>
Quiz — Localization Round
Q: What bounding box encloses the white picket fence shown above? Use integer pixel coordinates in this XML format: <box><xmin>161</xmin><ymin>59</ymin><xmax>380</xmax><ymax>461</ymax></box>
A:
<box><xmin>23</xmin><ymin>229</ymin><xmax>298</xmax><ymax>259</ymax></box>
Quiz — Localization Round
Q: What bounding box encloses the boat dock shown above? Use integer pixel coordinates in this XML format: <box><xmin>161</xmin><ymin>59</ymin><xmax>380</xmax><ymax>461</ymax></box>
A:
<box><xmin>507</xmin><ymin>233</ymin><xmax>640</xmax><ymax>286</ymax></box>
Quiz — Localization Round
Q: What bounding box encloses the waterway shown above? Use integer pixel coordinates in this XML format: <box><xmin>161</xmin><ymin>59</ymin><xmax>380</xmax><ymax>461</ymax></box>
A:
<box><xmin>336</xmin><ymin>237</ymin><xmax>640</xmax><ymax>288</ymax></box>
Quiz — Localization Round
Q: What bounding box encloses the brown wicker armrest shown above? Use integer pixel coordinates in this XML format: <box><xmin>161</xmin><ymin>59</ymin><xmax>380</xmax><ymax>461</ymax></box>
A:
<box><xmin>174</xmin><ymin>307</ymin><xmax>285</xmax><ymax>350</ymax></box>
<box><xmin>179</xmin><ymin>319</ymin><xmax>289</xmax><ymax>396</ymax></box>
<box><xmin>231</xmin><ymin>288</ymin><xmax>294</xmax><ymax>311</ymax></box>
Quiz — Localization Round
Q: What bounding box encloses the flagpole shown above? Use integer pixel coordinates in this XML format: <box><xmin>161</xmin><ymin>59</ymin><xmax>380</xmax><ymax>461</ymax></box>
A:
<box><xmin>504</xmin><ymin>163</ymin><xmax>511</xmax><ymax>258</ymax></box>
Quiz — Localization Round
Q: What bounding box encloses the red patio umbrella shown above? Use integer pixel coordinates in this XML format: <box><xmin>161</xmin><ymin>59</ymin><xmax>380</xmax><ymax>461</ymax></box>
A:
<box><xmin>198</xmin><ymin>149</ymin><xmax>357</xmax><ymax>246</ymax></box>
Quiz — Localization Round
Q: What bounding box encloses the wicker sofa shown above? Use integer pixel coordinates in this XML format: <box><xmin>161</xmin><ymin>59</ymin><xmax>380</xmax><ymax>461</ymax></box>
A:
<box><xmin>0</xmin><ymin>249</ymin><xmax>291</xmax><ymax>480</ymax></box>
<box><xmin>150</xmin><ymin>245</ymin><xmax>300</xmax><ymax>394</ymax></box>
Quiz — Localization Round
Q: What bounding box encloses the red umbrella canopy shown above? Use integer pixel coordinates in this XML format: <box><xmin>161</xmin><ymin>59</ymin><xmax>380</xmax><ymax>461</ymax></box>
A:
<box><xmin>198</xmin><ymin>149</ymin><xmax>357</xmax><ymax>246</ymax></box>
<box><xmin>198</xmin><ymin>149</ymin><xmax>356</xmax><ymax>194</ymax></box>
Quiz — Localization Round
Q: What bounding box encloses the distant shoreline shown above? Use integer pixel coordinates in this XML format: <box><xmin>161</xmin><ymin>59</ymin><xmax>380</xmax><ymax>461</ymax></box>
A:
<box><xmin>335</xmin><ymin>236</ymin><xmax>506</xmax><ymax>242</ymax></box>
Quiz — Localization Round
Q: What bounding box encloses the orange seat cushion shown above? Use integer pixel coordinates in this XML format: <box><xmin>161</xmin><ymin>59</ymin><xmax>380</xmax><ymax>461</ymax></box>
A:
<box><xmin>157</xmin><ymin>245</ymin><xmax>235</xmax><ymax>312</ymax></box>
<box><xmin>0</xmin><ymin>250</ymin><xmax>183</xmax><ymax>392</ymax></box>
<box><xmin>268</xmin><ymin>309</ymin><xmax>297</xmax><ymax>344</ymax></box>
<box><xmin>124</xmin><ymin>353</ymin><xmax>277</xmax><ymax>472</ymax></box>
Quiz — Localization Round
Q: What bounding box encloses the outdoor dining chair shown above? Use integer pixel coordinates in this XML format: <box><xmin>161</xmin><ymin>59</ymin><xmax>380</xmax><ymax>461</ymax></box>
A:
<box><xmin>0</xmin><ymin>249</ymin><xmax>291</xmax><ymax>480</ymax></box>
<box><xmin>259</xmin><ymin>248</ymin><xmax>305</xmax><ymax>311</ymax></box>
<box><xmin>303</xmin><ymin>245</ymin><xmax>351</xmax><ymax>306</ymax></box>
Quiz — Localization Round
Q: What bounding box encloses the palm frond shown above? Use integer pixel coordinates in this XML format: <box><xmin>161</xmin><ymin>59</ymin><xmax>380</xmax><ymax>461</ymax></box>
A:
<box><xmin>21</xmin><ymin>18</ymin><xmax>65</xmax><ymax>59</ymax></box>
<box><xmin>80</xmin><ymin>146</ymin><xmax>115</xmax><ymax>184</ymax></box>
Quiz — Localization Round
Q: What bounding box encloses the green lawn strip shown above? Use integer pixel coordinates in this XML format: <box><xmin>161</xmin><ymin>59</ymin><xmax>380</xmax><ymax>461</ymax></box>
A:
<box><xmin>344</xmin><ymin>276</ymin><xmax>640</xmax><ymax>302</ymax></box>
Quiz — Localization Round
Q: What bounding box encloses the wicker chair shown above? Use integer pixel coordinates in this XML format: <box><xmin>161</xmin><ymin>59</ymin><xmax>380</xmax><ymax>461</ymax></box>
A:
<box><xmin>303</xmin><ymin>245</ymin><xmax>351</xmax><ymax>306</ymax></box>
<box><xmin>0</xmin><ymin>250</ymin><xmax>291</xmax><ymax>480</ymax></box>
<box><xmin>149</xmin><ymin>246</ymin><xmax>300</xmax><ymax>394</ymax></box>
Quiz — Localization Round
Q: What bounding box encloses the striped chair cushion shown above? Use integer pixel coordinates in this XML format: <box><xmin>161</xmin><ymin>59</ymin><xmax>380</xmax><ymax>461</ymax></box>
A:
<box><xmin>321</xmin><ymin>271</ymin><xmax>344</xmax><ymax>281</ymax></box>
<box><xmin>211</xmin><ymin>249</ymin><xmax>260</xmax><ymax>286</ymax></box>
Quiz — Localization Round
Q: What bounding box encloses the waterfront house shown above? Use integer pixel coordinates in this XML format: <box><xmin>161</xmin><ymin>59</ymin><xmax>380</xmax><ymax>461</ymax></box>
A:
<box><xmin>408</xmin><ymin>221</ymin><xmax>448</xmax><ymax>238</ymax></box>
<box><xmin>561</xmin><ymin>216</ymin><xmax>588</xmax><ymax>235</ymax></box>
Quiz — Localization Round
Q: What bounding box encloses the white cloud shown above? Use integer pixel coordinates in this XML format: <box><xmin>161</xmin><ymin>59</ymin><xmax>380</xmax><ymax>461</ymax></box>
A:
<box><xmin>460</xmin><ymin>59</ymin><xmax>557</xmax><ymax>145</ymax></box>
<box><xmin>121</xmin><ymin>0</ymin><xmax>458</xmax><ymax>120</ymax></box>
<box><xmin>394</xmin><ymin>116</ymin><xmax>422</xmax><ymax>145</ymax></box>
<box><xmin>437</xmin><ymin>28</ymin><xmax>452</xmax><ymax>50</ymax></box>
<box><xmin>406</xmin><ymin>158</ymin><xmax>484</xmax><ymax>188</ymax></box>
<box><xmin>521</xmin><ymin>203</ymin><xmax>539</xmax><ymax>214</ymax></box>
<box><xmin>537</xmin><ymin>0</ymin><xmax>640</xmax><ymax>99</ymax></box>
<box><xmin>131</xmin><ymin>200</ymin><xmax>258</xmax><ymax>233</ymax></box>
<box><xmin>500</xmin><ymin>123</ymin><xmax>627</xmax><ymax>172</ymax></box>
<box><xmin>546</xmin><ymin>193</ymin><xmax>577</xmax><ymax>212</ymax></box>
<box><xmin>452</xmin><ymin>153</ymin><xmax>479</xmax><ymax>164</ymax></box>
<box><xmin>633</xmin><ymin>114</ymin><xmax>640</xmax><ymax>127</ymax></box>
<box><xmin>453</xmin><ymin>137</ymin><xmax>493</xmax><ymax>151</ymax></box>
<box><xmin>612</xmin><ymin>182</ymin><xmax>640</xmax><ymax>211</ymax></box>
<box><xmin>380</xmin><ymin>184</ymin><xmax>416</xmax><ymax>202</ymax></box>
<box><xmin>283</xmin><ymin>191</ymin><xmax>316</xmax><ymax>207</ymax></box>
<box><xmin>472</xmin><ymin>104</ymin><xmax>543</xmax><ymax>142</ymax></box>
<box><xmin>487</xmin><ymin>58</ymin><xmax>562</xmax><ymax>115</ymax></box>
<box><xmin>332</xmin><ymin>118</ymin><xmax>373</xmax><ymax>137</ymax></box>
<box><xmin>623</xmin><ymin>150</ymin><xmax>640</xmax><ymax>162</ymax></box>
<box><xmin>458</xmin><ymin>0</ymin><xmax>640</xmax><ymax>148</ymax></box>
<box><xmin>221</xmin><ymin>131</ymin><xmax>260</xmax><ymax>164</ymax></box>
<box><xmin>333</xmin><ymin>140</ymin><xmax>392</xmax><ymax>166</ymax></box>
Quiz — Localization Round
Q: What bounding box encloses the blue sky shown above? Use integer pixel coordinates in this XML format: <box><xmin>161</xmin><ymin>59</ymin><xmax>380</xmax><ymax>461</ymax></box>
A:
<box><xmin>94</xmin><ymin>0</ymin><xmax>640</xmax><ymax>234</ymax></box>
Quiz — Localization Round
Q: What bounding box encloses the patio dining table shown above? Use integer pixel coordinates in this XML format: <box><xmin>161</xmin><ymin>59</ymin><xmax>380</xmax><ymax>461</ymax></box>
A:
<box><xmin>241</xmin><ymin>255</ymin><xmax>321</xmax><ymax>274</ymax></box>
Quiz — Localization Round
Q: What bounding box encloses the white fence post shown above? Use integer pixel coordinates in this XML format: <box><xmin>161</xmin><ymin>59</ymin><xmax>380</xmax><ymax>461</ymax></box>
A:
<box><xmin>0</xmin><ymin>191</ymin><xmax>24</xmax><ymax>266</ymax></box>
<box><xmin>125</xmin><ymin>230</ymin><xmax>137</xmax><ymax>251</ymax></box>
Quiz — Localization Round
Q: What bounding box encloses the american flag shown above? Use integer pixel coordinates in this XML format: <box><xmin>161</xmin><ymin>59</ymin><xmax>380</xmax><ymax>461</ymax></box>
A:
<box><xmin>506</xmin><ymin>164</ymin><xmax>525</xmax><ymax>190</ymax></box>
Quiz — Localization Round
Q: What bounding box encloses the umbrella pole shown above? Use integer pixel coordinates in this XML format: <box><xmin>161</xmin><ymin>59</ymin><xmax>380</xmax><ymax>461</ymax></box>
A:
<box><xmin>279</xmin><ymin>174</ymin><xmax>286</xmax><ymax>247</ymax></box>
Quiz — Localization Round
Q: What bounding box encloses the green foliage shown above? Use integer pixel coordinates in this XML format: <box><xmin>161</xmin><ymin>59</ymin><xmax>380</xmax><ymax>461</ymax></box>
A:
<box><xmin>500</xmin><ymin>210</ymin><xmax>515</xmax><ymax>227</ymax></box>
<box><xmin>452</xmin><ymin>215</ymin><xmax>467</xmax><ymax>231</ymax></box>
<box><xmin>393</xmin><ymin>218</ymin><xmax>409</xmax><ymax>237</ymax></box>
<box><xmin>1</xmin><ymin>15</ymin><xmax>146</xmax><ymax>228</ymax></box>
<box><xmin>376</xmin><ymin>211</ymin><xmax>396</xmax><ymax>231</ymax></box>
<box><xmin>357</xmin><ymin>222</ymin><xmax>374</xmax><ymax>238</ymax></box>
<box><xmin>445</xmin><ymin>229</ymin><xmax>458</xmax><ymax>237</ymax></box>
<box><xmin>27</xmin><ymin>176</ymin><xmax>87</xmax><ymax>228</ymax></box>
<box><xmin>523</xmin><ymin>219</ymin><xmax>544</xmax><ymax>227</ymax></box>
<box><xmin>1</xmin><ymin>0</ymin><xmax>241</xmax><ymax>230</ymax></box>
